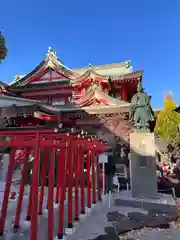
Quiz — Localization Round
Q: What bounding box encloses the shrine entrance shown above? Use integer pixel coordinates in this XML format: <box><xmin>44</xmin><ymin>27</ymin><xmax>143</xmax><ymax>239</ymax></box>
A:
<box><xmin>0</xmin><ymin>128</ymin><xmax>107</xmax><ymax>240</ymax></box>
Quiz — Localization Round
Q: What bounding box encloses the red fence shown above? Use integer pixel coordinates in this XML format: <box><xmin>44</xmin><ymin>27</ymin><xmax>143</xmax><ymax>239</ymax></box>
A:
<box><xmin>0</xmin><ymin>129</ymin><xmax>107</xmax><ymax>240</ymax></box>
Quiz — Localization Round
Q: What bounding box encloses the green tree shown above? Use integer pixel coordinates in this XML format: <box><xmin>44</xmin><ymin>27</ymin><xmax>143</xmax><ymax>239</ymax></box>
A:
<box><xmin>155</xmin><ymin>93</ymin><xmax>180</xmax><ymax>148</ymax></box>
<box><xmin>0</xmin><ymin>31</ymin><xmax>7</xmax><ymax>63</ymax></box>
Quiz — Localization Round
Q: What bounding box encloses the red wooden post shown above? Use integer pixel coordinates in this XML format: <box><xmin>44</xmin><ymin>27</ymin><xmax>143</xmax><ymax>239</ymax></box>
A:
<box><xmin>30</xmin><ymin>133</ymin><xmax>40</xmax><ymax>240</ymax></box>
<box><xmin>26</xmin><ymin>184</ymin><xmax>32</xmax><ymax>221</ymax></box>
<box><xmin>121</xmin><ymin>83</ymin><xmax>127</xmax><ymax>101</ymax></box>
<box><xmin>91</xmin><ymin>150</ymin><xmax>96</xmax><ymax>204</ymax></box>
<box><xmin>74</xmin><ymin>145</ymin><xmax>79</xmax><ymax>221</ymax></box>
<box><xmin>0</xmin><ymin>149</ymin><xmax>16</xmax><ymax>235</ymax></box>
<box><xmin>104</xmin><ymin>165</ymin><xmax>107</xmax><ymax>194</ymax></box>
<box><xmin>38</xmin><ymin>150</ymin><xmax>48</xmax><ymax>215</ymax></box>
<box><xmin>48</xmin><ymin>148</ymin><xmax>55</xmax><ymax>240</ymax></box>
<box><xmin>67</xmin><ymin>142</ymin><xmax>74</xmax><ymax>229</ymax></box>
<box><xmin>96</xmin><ymin>154</ymin><xmax>102</xmax><ymax>201</ymax></box>
<box><xmin>64</xmin><ymin>147</ymin><xmax>68</xmax><ymax>201</ymax></box>
<box><xmin>14</xmin><ymin>149</ymin><xmax>30</xmax><ymax>230</ymax></box>
<box><xmin>86</xmin><ymin>149</ymin><xmax>91</xmax><ymax>209</ymax></box>
<box><xmin>57</xmin><ymin>148</ymin><xmax>66</xmax><ymax>239</ymax></box>
<box><xmin>26</xmin><ymin>152</ymin><xmax>35</xmax><ymax>221</ymax></box>
<box><xmin>80</xmin><ymin>145</ymin><xmax>85</xmax><ymax>214</ymax></box>
<box><xmin>55</xmin><ymin>150</ymin><xmax>61</xmax><ymax>204</ymax></box>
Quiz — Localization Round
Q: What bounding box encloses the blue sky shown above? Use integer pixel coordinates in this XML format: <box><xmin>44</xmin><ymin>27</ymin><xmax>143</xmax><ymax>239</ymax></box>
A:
<box><xmin>0</xmin><ymin>0</ymin><xmax>180</xmax><ymax>108</ymax></box>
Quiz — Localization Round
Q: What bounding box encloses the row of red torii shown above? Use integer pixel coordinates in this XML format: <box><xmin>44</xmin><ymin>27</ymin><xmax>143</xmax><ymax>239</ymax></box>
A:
<box><xmin>0</xmin><ymin>128</ymin><xmax>108</xmax><ymax>240</ymax></box>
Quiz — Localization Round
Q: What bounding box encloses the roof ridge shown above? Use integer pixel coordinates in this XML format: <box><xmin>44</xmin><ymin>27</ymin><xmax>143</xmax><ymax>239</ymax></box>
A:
<box><xmin>72</xmin><ymin>60</ymin><xmax>131</xmax><ymax>71</ymax></box>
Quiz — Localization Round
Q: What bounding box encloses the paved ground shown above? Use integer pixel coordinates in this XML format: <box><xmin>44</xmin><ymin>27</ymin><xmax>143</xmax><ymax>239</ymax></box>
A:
<box><xmin>66</xmin><ymin>193</ymin><xmax>147</xmax><ymax>240</ymax></box>
<box><xmin>1</xmin><ymin>189</ymin><xmax>180</xmax><ymax>240</ymax></box>
<box><xmin>0</xmin><ymin>186</ymin><xmax>90</xmax><ymax>240</ymax></box>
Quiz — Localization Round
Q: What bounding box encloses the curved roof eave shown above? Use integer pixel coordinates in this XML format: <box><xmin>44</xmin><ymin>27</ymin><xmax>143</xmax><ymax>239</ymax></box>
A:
<box><xmin>10</xmin><ymin>51</ymin><xmax>76</xmax><ymax>87</ymax></box>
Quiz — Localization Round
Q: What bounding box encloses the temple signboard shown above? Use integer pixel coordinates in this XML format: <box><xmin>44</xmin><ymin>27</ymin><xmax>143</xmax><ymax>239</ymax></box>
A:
<box><xmin>99</xmin><ymin>154</ymin><xmax>108</xmax><ymax>163</ymax></box>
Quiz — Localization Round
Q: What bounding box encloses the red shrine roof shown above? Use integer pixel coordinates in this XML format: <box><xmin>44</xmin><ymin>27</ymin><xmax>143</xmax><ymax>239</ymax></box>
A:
<box><xmin>8</xmin><ymin>48</ymin><xmax>142</xmax><ymax>88</ymax></box>
<box><xmin>73</xmin><ymin>61</ymin><xmax>133</xmax><ymax>77</ymax></box>
<box><xmin>0</xmin><ymin>94</ymin><xmax>132</xmax><ymax>120</ymax></box>
<box><xmin>10</xmin><ymin>49</ymin><xmax>77</xmax><ymax>87</ymax></box>
<box><xmin>75</xmin><ymin>84</ymin><xmax>131</xmax><ymax>110</ymax></box>
<box><xmin>0</xmin><ymin>48</ymin><xmax>144</xmax><ymax>118</ymax></box>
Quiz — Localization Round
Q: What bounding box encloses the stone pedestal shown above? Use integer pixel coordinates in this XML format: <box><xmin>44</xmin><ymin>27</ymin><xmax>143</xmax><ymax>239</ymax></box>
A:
<box><xmin>130</xmin><ymin>132</ymin><xmax>158</xmax><ymax>199</ymax></box>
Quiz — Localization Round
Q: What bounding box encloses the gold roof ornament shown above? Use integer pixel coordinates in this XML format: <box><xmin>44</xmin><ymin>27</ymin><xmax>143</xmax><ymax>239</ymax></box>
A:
<box><xmin>88</xmin><ymin>63</ymin><xmax>92</xmax><ymax>68</ymax></box>
<box><xmin>47</xmin><ymin>46</ymin><xmax>52</xmax><ymax>53</ymax></box>
<box><xmin>46</xmin><ymin>46</ymin><xmax>57</xmax><ymax>59</ymax></box>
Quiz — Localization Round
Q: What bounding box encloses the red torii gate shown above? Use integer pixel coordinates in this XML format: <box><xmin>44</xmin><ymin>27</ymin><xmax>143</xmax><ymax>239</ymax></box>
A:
<box><xmin>0</xmin><ymin>128</ymin><xmax>107</xmax><ymax>240</ymax></box>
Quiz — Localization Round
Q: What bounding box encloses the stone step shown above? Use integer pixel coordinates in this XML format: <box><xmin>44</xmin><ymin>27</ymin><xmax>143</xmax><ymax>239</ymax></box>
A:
<box><xmin>114</xmin><ymin>190</ymin><xmax>176</xmax><ymax>213</ymax></box>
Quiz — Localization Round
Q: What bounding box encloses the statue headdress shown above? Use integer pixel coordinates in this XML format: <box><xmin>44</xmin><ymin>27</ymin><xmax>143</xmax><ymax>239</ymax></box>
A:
<box><xmin>137</xmin><ymin>80</ymin><xmax>143</xmax><ymax>92</ymax></box>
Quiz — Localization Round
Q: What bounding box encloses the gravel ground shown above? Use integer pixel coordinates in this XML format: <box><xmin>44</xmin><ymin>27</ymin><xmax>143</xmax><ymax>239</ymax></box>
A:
<box><xmin>123</xmin><ymin>228</ymin><xmax>180</xmax><ymax>240</ymax></box>
<box><xmin>66</xmin><ymin>193</ymin><xmax>180</xmax><ymax>240</ymax></box>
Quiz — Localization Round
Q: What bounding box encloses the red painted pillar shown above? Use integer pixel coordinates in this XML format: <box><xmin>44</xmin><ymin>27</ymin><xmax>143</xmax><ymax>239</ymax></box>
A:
<box><xmin>0</xmin><ymin>149</ymin><xmax>16</xmax><ymax>235</ymax></box>
<box><xmin>14</xmin><ymin>149</ymin><xmax>30</xmax><ymax>230</ymax></box>
<box><xmin>38</xmin><ymin>150</ymin><xmax>48</xmax><ymax>215</ymax></box>
<box><xmin>26</xmin><ymin>184</ymin><xmax>32</xmax><ymax>221</ymax></box>
<box><xmin>91</xmin><ymin>150</ymin><xmax>96</xmax><ymax>204</ymax></box>
<box><xmin>86</xmin><ymin>149</ymin><xmax>91</xmax><ymax>209</ymax></box>
<box><xmin>30</xmin><ymin>133</ymin><xmax>40</xmax><ymax>240</ymax></box>
<box><xmin>64</xmin><ymin>146</ymin><xmax>68</xmax><ymax>201</ymax></box>
<box><xmin>74</xmin><ymin>144</ymin><xmax>80</xmax><ymax>221</ymax></box>
<box><xmin>67</xmin><ymin>142</ymin><xmax>74</xmax><ymax>229</ymax></box>
<box><xmin>48</xmin><ymin>148</ymin><xmax>55</xmax><ymax>240</ymax></box>
<box><xmin>26</xmin><ymin>151</ymin><xmax>35</xmax><ymax>221</ymax></box>
<box><xmin>96</xmin><ymin>154</ymin><xmax>102</xmax><ymax>201</ymax></box>
<box><xmin>57</xmin><ymin>148</ymin><xmax>66</xmax><ymax>239</ymax></box>
<box><xmin>55</xmin><ymin>150</ymin><xmax>62</xmax><ymax>204</ymax></box>
<box><xmin>121</xmin><ymin>83</ymin><xmax>127</xmax><ymax>101</ymax></box>
<box><xmin>104</xmin><ymin>167</ymin><xmax>107</xmax><ymax>194</ymax></box>
<box><xmin>80</xmin><ymin>145</ymin><xmax>85</xmax><ymax>214</ymax></box>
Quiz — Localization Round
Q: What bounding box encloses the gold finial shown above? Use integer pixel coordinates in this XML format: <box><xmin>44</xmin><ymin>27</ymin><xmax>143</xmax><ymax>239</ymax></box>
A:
<box><xmin>48</xmin><ymin>46</ymin><xmax>52</xmax><ymax>53</ymax></box>
<box><xmin>88</xmin><ymin>63</ymin><xmax>92</xmax><ymax>68</ymax></box>
<box><xmin>46</xmin><ymin>46</ymin><xmax>57</xmax><ymax>57</ymax></box>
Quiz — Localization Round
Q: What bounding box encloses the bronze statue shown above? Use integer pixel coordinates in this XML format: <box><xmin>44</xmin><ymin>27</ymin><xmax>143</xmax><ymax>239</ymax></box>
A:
<box><xmin>0</xmin><ymin>32</ymin><xmax>7</xmax><ymax>63</ymax></box>
<box><xmin>130</xmin><ymin>80</ymin><xmax>155</xmax><ymax>132</ymax></box>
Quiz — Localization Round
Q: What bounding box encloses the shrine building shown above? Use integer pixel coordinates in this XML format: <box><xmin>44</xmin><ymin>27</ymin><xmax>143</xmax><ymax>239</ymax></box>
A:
<box><xmin>0</xmin><ymin>47</ymin><xmax>145</xmax><ymax>148</ymax></box>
